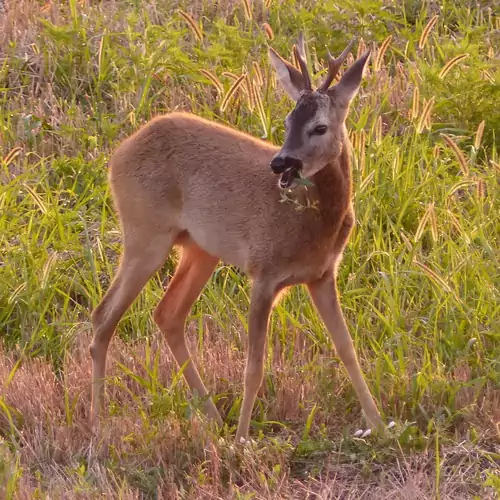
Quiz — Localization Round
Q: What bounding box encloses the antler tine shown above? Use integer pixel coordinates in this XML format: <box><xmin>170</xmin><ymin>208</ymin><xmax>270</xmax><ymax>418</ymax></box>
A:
<box><xmin>318</xmin><ymin>39</ymin><xmax>354</xmax><ymax>92</ymax></box>
<box><xmin>293</xmin><ymin>30</ymin><xmax>312</xmax><ymax>90</ymax></box>
<box><xmin>297</xmin><ymin>30</ymin><xmax>307</xmax><ymax>58</ymax></box>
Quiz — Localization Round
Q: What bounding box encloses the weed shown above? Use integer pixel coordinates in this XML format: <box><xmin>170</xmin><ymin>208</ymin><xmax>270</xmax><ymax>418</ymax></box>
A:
<box><xmin>1</xmin><ymin>0</ymin><xmax>499</xmax><ymax>498</ymax></box>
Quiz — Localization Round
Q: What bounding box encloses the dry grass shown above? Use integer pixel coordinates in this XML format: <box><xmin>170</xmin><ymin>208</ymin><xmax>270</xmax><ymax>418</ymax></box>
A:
<box><xmin>1</xmin><ymin>330</ymin><xmax>498</xmax><ymax>499</ymax></box>
<box><xmin>1</xmin><ymin>0</ymin><xmax>499</xmax><ymax>498</ymax></box>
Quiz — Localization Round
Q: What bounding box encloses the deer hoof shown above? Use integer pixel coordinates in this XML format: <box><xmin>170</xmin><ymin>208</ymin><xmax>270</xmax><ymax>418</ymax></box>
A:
<box><xmin>353</xmin><ymin>420</ymin><xmax>396</xmax><ymax>439</ymax></box>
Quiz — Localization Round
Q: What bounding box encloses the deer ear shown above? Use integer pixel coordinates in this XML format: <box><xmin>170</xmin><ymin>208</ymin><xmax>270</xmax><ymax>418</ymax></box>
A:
<box><xmin>330</xmin><ymin>50</ymin><xmax>371</xmax><ymax>104</ymax></box>
<box><xmin>269</xmin><ymin>47</ymin><xmax>307</xmax><ymax>101</ymax></box>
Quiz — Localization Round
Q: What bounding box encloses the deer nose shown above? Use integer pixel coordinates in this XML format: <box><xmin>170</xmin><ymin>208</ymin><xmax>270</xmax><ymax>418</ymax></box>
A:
<box><xmin>270</xmin><ymin>155</ymin><xmax>303</xmax><ymax>174</ymax></box>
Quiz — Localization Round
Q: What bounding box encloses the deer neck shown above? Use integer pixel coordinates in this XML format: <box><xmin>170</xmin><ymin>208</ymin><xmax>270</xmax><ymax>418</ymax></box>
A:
<box><xmin>311</xmin><ymin>139</ymin><xmax>352</xmax><ymax>218</ymax></box>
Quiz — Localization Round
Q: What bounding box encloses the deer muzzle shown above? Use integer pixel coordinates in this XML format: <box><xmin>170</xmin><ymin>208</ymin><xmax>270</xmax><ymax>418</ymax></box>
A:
<box><xmin>270</xmin><ymin>155</ymin><xmax>303</xmax><ymax>189</ymax></box>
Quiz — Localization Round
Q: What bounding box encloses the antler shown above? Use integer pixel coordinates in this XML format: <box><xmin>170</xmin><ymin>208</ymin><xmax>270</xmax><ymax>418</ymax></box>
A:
<box><xmin>292</xmin><ymin>31</ymin><xmax>312</xmax><ymax>91</ymax></box>
<box><xmin>318</xmin><ymin>40</ymin><xmax>354</xmax><ymax>93</ymax></box>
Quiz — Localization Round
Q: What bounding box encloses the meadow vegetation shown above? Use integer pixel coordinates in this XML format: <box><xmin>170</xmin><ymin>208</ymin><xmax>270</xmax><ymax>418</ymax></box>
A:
<box><xmin>0</xmin><ymin>0</ymin><xmax>499</xmax><ymax>498</ymax></box>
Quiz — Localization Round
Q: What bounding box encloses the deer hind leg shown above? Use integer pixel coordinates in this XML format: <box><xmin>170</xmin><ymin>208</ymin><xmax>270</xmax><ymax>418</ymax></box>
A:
<box><xmin>153</xmin><ymin>243</ymin><xmax>221</xmax><ymax>424</ymax></box>
<box><xmin>235</xmin><ymin>280</ymin><xmax>277</xmax><ymax>442</ymax></box>
<box><xmin>90</xmin><ymin>230</ymin><xmax>176</xmax><ymax>423</ymax></box>
<box><xmin>307</xmin><ymin>274</ymin><xmax>384</xmax><ymax>431</ymax></box>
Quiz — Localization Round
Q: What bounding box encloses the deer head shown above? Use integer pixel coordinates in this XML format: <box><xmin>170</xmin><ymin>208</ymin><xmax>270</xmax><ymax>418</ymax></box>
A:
<box><xmin>268</xmin><ymin>32</ymin><xmax>370</xmax><ymax>189</ymax></box>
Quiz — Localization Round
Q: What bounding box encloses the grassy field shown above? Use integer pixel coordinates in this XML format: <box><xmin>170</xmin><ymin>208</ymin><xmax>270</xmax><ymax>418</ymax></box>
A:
<box><xmin>1</xmin><ymin>0</ymin><xmax>499</xmax><ymax>498</ymax></box>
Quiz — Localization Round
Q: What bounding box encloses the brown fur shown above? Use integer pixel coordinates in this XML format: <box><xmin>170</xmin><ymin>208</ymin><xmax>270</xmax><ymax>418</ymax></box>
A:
<box><xmin>111</xmin><ymin>111</ymin><xmax>351</xmax><ymax>282</ymax></box>
<box><xmin>89</xmin><ymin>37</ymin><xmax>385</xmax><ymax>442</ymax></box>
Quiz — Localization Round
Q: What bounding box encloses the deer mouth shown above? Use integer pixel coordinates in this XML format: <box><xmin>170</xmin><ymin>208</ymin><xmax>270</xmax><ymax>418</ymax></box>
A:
<box><xmin>278</xmin><ymin>167</ymin><xmax>301</xmax><ymax>189</ymax></box>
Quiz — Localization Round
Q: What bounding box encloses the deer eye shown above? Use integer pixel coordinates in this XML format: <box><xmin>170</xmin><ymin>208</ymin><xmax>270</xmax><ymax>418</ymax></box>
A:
<box><xmin>312</xmin><ymin>125</ymin><xmax>327</xmax><ymax>135</ymax></box>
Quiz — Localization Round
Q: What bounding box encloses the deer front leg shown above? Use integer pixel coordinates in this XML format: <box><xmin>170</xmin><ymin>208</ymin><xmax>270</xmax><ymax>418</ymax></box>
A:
<box><xmin>235</xmin><ymin>280</ymin><xmax>276</xmax><ymax>442</ymax></box>
<box><xmin>307</xmin><ymin>273</ymin><xmax>384</xmax><ymax>432</ymax></box>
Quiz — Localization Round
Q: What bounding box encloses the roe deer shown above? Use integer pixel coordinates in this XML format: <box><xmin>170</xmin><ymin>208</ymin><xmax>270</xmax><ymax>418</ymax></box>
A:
<box><xmin>90</xmin><ymin>32</ymin><xmax>386</xmax><ymax>442</ymax></box>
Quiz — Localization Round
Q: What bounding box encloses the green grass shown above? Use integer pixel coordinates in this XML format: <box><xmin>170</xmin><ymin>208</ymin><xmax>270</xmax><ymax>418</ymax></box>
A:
<box><xmin>1</xmin><ymin>0</ymin><xmax>499</xmax><ymax>498</ymax></box>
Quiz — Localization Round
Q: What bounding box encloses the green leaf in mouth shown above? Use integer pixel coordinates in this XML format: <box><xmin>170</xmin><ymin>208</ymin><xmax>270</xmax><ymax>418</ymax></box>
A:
<box><xmin>294</xmin><ymin>174</ymin><xmax>315</xmax><ymax>187</ymax></box>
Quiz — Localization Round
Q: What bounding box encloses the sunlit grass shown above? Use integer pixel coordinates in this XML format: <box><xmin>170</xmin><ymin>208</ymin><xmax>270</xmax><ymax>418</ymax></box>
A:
<box><xmin>0</xmin><ymin>0</ymin><xmax>499</xmax><ymax>498</ymax></box>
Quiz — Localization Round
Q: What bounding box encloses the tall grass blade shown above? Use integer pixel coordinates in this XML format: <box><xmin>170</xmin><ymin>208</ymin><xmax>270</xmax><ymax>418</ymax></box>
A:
<box><xmin>220</xmin><ymin>74</ymin><xmax>246</xmax><ymax>112</ymax></box>
<box><xmin>411</xmin><ymin>85</ymin><xmax>420</xmax><ymax>120</ymax></box>
<box><xmin>2</xmin><ymin>147</ymin><xmax>22</xmax><ymax>166</ymax></box>
<box><xmin>419</xmin><ymin>15</ymin><xmax>439</xmax><ymax>50</ymax></box>
<box><xmin>178</xmin><ymin>10</ymin><xmax>203</xmax><ymax>43</ymax></box>
<box><xmin>474</xmin><ymin>120</ymin><xmax>485</xmax><ymax>150</ymax></box>
<box><xmin>200</xmin><ymin>69</ymin><xmax>224</xmax><ymax>93</ymax></box>
<box><xmin>374</xmin><ymin>35</ymin><xmax>392</xmax><ymax>71</ymax></box>
<box><xmin>441</xmin><ymin>134</ymin><xmax>470</xmax><ymax>176</ymax></box>
<box><xmin>416</xmin><ymin>97</ymin><xmax>435</xmax><ymax>133</ymax></box>
<box><xmin>252</xmin><ymin>61</ymin><xmax>264</xmax><ymax>87</ymax></box>
<box><xmin>262</xmin><ymin>22</ymin><xmax>274</xmax><ymax>40</ymax></box>
<box><xmin>414</xmin><ymin>259</ymin><xmax>452</xmax><ymax>293</ymax></box>
<box><xmin>439</xmin><ymin>53</ymin><xmax>469</xmax><ymax>79</ymax></box>
<box><xmin>253</xmin><ymin>79</ymin><xmax>268</xmax><ymax>136</ymax></box>
<box><xmin>241</xmin><ymin>0</ymin><xmax>252</xmax><ymax>21</ymax></box>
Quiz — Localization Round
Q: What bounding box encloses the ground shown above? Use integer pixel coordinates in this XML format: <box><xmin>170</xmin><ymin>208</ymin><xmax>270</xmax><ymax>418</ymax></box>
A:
<box><xmin>0</xmin><ymin>0</ymin><xmax>499</xmax><ymax>498</ymax></box>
